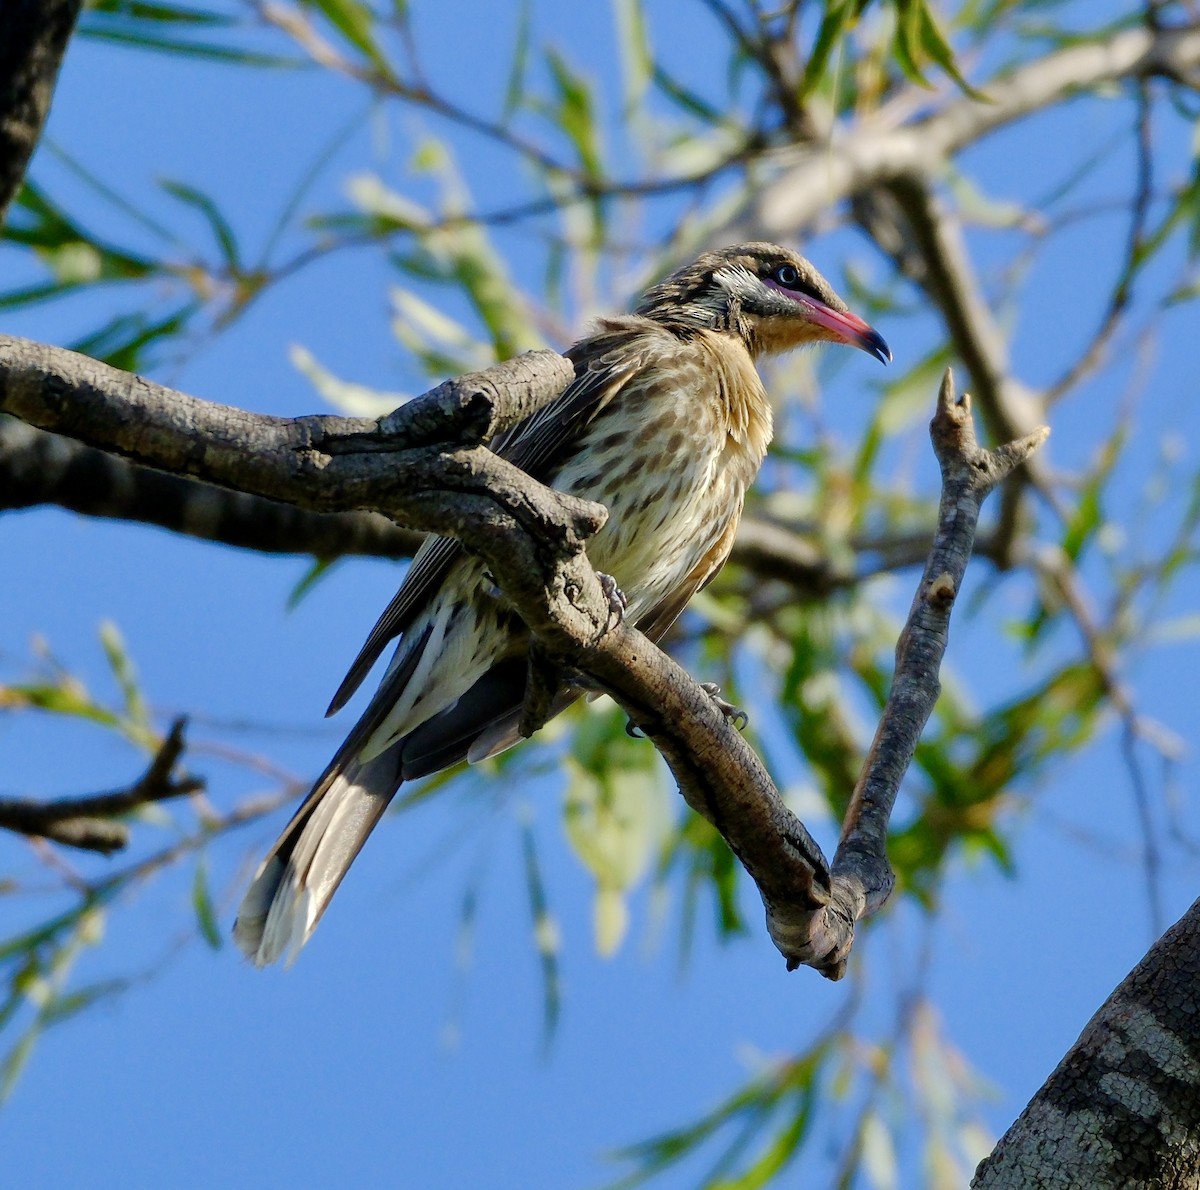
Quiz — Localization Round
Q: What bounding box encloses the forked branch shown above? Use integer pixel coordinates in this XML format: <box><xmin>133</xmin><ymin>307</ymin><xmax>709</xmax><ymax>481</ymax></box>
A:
<box><xmin>584</xmin><ymin>370</ymin><xmax>1048</xmax><ymax>978</ymax></box>
<box><xmin>0</xmin><ymin>718</ymin><xmax>203</xmax><ymax>854</ymax></box>
<box><xmin>0</xmin><ymin>342</ymin><xmax>1045</xmax><ymax>977</ymax></box>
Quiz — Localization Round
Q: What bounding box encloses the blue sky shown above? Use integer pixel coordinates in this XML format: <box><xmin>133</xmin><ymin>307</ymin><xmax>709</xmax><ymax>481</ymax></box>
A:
<box><xmin>3</xmin><ymin>3</ymin><xmax>1199</xmax><ymax>1186</ymax></box>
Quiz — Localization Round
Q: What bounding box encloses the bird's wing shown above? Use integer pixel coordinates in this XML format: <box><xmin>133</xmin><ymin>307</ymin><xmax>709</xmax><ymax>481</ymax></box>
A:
<box><xmin>423</xmin><ymin>510</ymin><xmax>745</xmax><ymax>770</ymax></box>
<box><xmin>325</xmin><ymin>326</ymin><xmax>653</xmax><ymax>716</ymax></box>
<box><xmin>499</xmin><ymin>331</ymin><xmax>646</xmax><ymax>475</ymax></box>
<box><xmin>634</xmin><ymin>512</ymin><xmax>741</xmax><ymax>643</ymax></box>
<box><xmin>325</xmin><ymin>534</ymin><xmax>461</xmax><ymax>714</ymax></box>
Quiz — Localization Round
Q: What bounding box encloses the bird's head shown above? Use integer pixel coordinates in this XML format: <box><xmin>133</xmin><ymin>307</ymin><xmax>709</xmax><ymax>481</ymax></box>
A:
<box><xmin>635</xmin><ymin>243</ymin><xmax>891</xmax><ymax>365</ymax></box>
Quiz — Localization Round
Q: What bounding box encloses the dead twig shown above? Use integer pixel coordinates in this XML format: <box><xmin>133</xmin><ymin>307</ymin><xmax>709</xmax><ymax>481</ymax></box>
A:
<box><xmin>0</xmin><ymin>717</ymin><xmax>204</xmax><ymax>854</ymax></box>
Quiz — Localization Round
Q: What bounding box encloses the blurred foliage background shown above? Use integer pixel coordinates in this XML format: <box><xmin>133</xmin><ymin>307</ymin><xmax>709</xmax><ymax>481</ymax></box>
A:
<box><xmin>3</xmin><ymin>0</ymin><xmax>1200</xmax><ymax>1184</ymax></box>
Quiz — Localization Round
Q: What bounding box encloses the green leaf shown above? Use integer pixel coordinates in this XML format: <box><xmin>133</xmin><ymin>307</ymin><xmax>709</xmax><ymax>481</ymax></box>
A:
<box><xmin>857</xmin><ymin>1110</ymin><xmax>898</xmax><ymax>1190</ymax></box>
<box><xmin>5</xmin><ymin>678</ymin><xmax>122</xmax><ymax>730</ymax></box>
<box><xmin>651</xmin><ymin>64</ymin><xmax>724</xmax><ymax>125</ymax></box>
<box><xmin>562</xmin><ymin>709</ymin><xmax>668</xmax><ymax>956</ymax></box>
<box><xmin>6</xmin><ymin>184</ymin><xmax>158</xmax><ymax>278</ymax></box>
<box><xmin>70</xmin><ymin>303</ymin><xmax>199</xmax><ymax>371</ymax></box>
<box><xmin>290</xmin><ymin>341</ymin><xmax>410</xmax><ymax>415</ymax></box>
<box><xmin>502</xmin><ymin>0</ymin><xmax>532</xmax><ymax>120</ymax></box>
<box><xmin>192</xmin><ymin>860</ymin><xmax>223</xmax><ymax>950</ymax></box>
<box><xmin>304</xmin><ymin>0</ymin><xmax>391</xmax><ymax>73</ymax></box>
<box><xmin>613</xmin><ymin>1054</ymin><xmax>823</xmax><ymax>1187</ymax></box>
<box><xmin>0</xmin><ymin>1030</ymin><xmax>38</xmax><ymax>1103</ymax></box>
<box><xmin>614</xmin><ymin>0</ymin><xmax>652</xmax><ymax>110</ymax></box>
<box><xmin>160</xmin><ymin>179</ymin><xmax>241</xmax><ymax>269</ymax></box>
<box><xmin>915</xmin><ymin>0</ymin><xmax>988</xmax><ymax>100</ymax></box>
<box><xmin>0</xmin><ymin>280</ymin><xmax>89</xmax><ymax>312</ymax></box>
<box><xmin>39</xmin><ymin>978</ymin><xmax>129</xmax><ymax>1028</ymax></box>
<box><xmin>391</xmin><ymin>220</ymin><xmax>543</xmax><ymax>363</ymax></box>
<box><xmin>86</xmin><ymin>0</ymin><xmax>236</xmax><ymax>25</ymax></box>
<box><xmin>520</xmin><ymin>817</ymin><xmax>560</xmax><ymax>1042</ymax></box>
<box><xmin>99</xmin><ymin>621</ymin><xmax>151</xmax><ymax>735</ymax></box>
<box><xmin>801</xmin><ymin>0</ymin><xmax>857</xmax><ymax>98</ymax></box>
<box><xmin>892</xmin><ymin>0</ymin><xmax>928</xmax><ymax>86</ymax></box>
<box><xmin>0</xmin><ymin>907</ymin><xmax>85</xmax><ymax>967</ymax></box>
<box><xmin>76</xmin><ymin>26</ymin><xmax>304</xmax><ymax>67</ymax></box>
<box><xmin>544</xmin><ymin>48</ymin><xmax>604</xmax><ymax>181</ymax></box>
<box><xmin>1056</xmin><ymin>425</ymin><xmax>1122</xmax><ymax>569</ymax></box>
<box><xmin>711</xmin><ymin>1097</ymin><xmax>813</xmax><ymax>1189</ymax></box>
<box><xmin>287</xmin><ymin>558</ymin><xmax>338</xmax><ymax>610</ymax></box>
<box><xmin>890</xmin><ymin>0</ymin><xmax>987</xmax><ymax>99</ymax></box>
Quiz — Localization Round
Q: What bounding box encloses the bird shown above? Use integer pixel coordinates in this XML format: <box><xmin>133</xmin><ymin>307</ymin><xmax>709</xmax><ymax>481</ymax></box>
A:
<box><xmin>234</xmin><ymin>242</ymin><xmax>890</xmax><ymax>966</ymax></box>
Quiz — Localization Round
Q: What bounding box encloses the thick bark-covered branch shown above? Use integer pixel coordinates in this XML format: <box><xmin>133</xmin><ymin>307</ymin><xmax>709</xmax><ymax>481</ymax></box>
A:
<box><xmin>0</xmin><ymin>414</ymin><xmax>423</xmax><ymax>557</ymax></box>
<box><xmin>0</xmin><ymin>717</ymin><xmax>203</xmax><ymax>854</ymax></box>
<box><xmin>0</xmin><ymin>338</ymin><xmax>587</xmax><ymax>551</ymax></box>
<box><xmin>0</xmin><ymin>409</ymin><xmax>950</xmax><ymax>588</ymax></box>
<box><xmin>737</xmin><ymin>22</ymin><xmax>1200</xmax><ymax>245</ymax></box>
<box><xmin>0</xmin><ymin>339</ymin><xmax>1044</xmax><ymax>974</ymax></box>
<box><xmin>974</xmin><ymin>895</ymin><xmax>1200</xmax><ymax>1188</ymax></box>
<box><xmin>0</xmin><ymin>0</ymin><xmax>83</xmax><ymax>225</ymax></box>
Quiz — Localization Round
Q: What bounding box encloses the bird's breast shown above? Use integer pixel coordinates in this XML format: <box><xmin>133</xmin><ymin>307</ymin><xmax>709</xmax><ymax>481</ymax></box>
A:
<box><xmin>552</xmin><ymin>333</ymin><xmax>771</xmax><ymax>620</ymax></box>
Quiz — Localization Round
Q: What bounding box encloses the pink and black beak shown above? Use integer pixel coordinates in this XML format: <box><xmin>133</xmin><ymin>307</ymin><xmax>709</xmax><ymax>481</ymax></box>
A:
<box><xmin>764</xmin><ymin>276</ymin><xmax>892</xmax><ymax>364</ymax></box>
<box><xmin>808</xmin><ymin>303</ymin><xmax>892</xmax><ymax>366</ymax></box>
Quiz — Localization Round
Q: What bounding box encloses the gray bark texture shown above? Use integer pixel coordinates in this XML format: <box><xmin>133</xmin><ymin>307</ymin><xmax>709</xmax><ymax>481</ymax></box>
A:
<box><xmin>0</xmin><ymin>0</ymin><xmax>83</xmax><ymax>225</ymax></box>
<box><xmin>974</xmin><ymin>896</ymin><xmax>1200</xmax><ymax>1189</ymax></box>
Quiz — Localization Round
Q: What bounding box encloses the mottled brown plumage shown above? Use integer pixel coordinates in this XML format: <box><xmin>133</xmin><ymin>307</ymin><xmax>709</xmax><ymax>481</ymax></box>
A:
<box><xmin>235</xmin><ymin>243</ymin><xmax>890</xmax><ymax>966</ymax></box>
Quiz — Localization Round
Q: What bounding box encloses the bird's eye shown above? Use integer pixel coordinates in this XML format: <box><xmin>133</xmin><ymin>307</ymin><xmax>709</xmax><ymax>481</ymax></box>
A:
<box><xmin>774</xmin><ymin>264</ymin><xmax>800</xmax><ymax>287</ymax></box>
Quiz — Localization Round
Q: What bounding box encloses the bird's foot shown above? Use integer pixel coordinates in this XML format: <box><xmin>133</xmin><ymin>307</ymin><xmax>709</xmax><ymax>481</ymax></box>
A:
<box><xmin>701</xmin><ymin>682</ymin><xmax>749</xmax><ymax>731</ymax></box>
<box><xmin>626</xmin><ymin>683</ymin><xmax>746</xmax><ymax>739</ymax></box>
<box><xmin>596</xmin><ymin>572</ymin><xmax>628</xmax><ymax>631</ymax></box>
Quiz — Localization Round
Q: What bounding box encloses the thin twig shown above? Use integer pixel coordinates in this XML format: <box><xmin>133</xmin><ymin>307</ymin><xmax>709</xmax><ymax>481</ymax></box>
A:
<box><xmin>1043</xmin><ymin>83</ymin><xmax>1156</xmax><ymax>405</ymax></box>
<box><xmin>0</xmin><ymin>718</ymin><xmax>204</xmax><ymax>854</ymax></box>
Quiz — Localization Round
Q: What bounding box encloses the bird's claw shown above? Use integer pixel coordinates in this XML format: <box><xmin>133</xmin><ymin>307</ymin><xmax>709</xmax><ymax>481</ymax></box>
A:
<box><xmin>596</xmin><ymin>572</ymin><xmax>628</xmax><ymax>631</ymax></box>
<box><xmin>625</xmin><ymin>717</ymin><xmax>645</xmax><ymax>739</ymax></box>
<box><xmin>701</xmin><ymin>682</ymin><xmax>749</xmax><ymax>731</ymax></box>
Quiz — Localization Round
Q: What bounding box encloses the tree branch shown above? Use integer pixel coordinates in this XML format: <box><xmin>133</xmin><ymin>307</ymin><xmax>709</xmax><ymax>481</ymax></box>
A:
<box><xmin>664</xmin><ymin>371</ymin><xmax>1046</xmax><ymax>978</ymax></box>
<box><xmin>478</xmin><ymin>369</ymin><xmax>1048</xmax><ymax>979</ymax></box>
<box><xmin>0</xmin><ymin>717</ymin><xmax>203</xmax><ymax>854</ymax></box>
<box><xmin>812</xmin><ymin>373</ymin><xmax>1049</xmax><ymax>977</ymax></box>
<box><xmin>0</xmin><ymin>341</ymin><xmax>1045</xmax><ymax>975</ymax></box>
<box><xmin>0</xmin><ymin>338</ymin><xmax>583</xmax><ymax>548</ymax></box>
<box><xmin>0</xmin><ymin>414</ymin><xmax>423</xmax><ymax>557</ymax></box>
<box><xmin>0</xmin><ymin>0</ymin><xmax>84</xmax><ymax>225</ymax></box>
<box><xmin>974</xmin><ymin>894</ymin><xmax>1200</xmax><ymax>1187</ymax></box>
<box><xmin>735</xmin><ymin>21</ymin><xmax>1200</xmax><ymax>244</ymax></box>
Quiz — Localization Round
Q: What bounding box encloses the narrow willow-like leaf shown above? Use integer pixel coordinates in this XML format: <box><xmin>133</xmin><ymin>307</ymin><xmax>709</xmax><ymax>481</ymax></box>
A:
<box><xmin>192</xmin><ymin>860</ymin><xmax>223</xmax><ymax>950</ymax></box>
<box><xmin>76</xmin><ymin>26</ymin><xmax>304</xmax><ymax>67</ymax></box>
<box><xmin>307</xmin><ymin>0</ymin><xmax>391</xmax><ymax>73</ymax></box>
<box><xmin>160</xmin><ymin>179</ymin><xmax>242</xmax><ymax>269</ymax></box>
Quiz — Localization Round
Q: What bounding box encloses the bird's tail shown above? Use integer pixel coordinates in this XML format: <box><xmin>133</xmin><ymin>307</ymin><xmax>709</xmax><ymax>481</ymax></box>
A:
<box><xmin>233</xmin><ymin>744</ymin><xmax>404</xmax><ymax>967</ymax></box>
